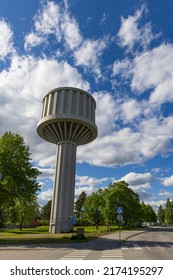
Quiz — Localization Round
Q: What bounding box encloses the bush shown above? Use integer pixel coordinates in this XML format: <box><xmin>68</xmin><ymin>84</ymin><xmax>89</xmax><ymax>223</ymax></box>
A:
<box><xmin>75</xmin><ymin>218</ymin><xmax>93</xmax><ymax>226</ymax></box>
<box><xmin>39</xmin><ymin>220</ymin><xmax>49</xmax><ymax>226</ymax></box>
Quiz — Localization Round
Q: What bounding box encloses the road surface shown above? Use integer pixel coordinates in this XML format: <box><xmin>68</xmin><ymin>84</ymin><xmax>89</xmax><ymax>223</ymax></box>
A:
<box><xmin>0</xmin><ymin>226</ymin><xmax>172</xmax><ymax>260</ymax></box>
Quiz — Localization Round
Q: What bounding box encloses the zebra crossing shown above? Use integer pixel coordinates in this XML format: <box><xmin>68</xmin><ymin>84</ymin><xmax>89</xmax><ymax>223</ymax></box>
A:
<box><xmin>99</xmin><ymin>249</ymin><xmax>123</xmax><ymax>260</ymax></box>
<box><xmin>125</xmin><ymin>243</ymin><xmax>173</xmax><ymax>250</ymax></box>
<box><xmin>60</xmin><ymin>248</ymin><xmax>124</xmax><ymax>260</ymax></box>
<box><xmin>60</xmin><ymin>249</ymin><xmax>91</xmax><ymax>260</ymax></box>
<box><xmin>59</xmin><ymin>243</ymin><xmax>173</xmax><ymax>260</ymax></box>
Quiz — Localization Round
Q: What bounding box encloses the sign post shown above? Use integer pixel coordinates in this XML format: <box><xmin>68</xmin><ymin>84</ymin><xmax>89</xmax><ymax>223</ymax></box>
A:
<box><xmin>71</xmin><ymin>216</ymin><xmax>76</xmax><ymax>236</ymax></box>
<box><xmin>117</xmin><ymin>214</ymin><xmax>123</xmax><ymax>240</ymax></box>
<box><xmin>71</xmin><ymin>216</ymin><xmax>76</xmax><ymax>225</ymax></box>
<box><xmin>116</xmin><ymin>207</ymin><xmax>123</xmax><ymax>240</ymax></box>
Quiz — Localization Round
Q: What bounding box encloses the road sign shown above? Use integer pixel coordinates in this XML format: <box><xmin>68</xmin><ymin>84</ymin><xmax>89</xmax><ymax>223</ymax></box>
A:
<box><xmin>116</xmin><ymin>207</ymin><xmax>123</xmax><ymax>214</ymax></box>
<box><xmin>71</xmin><ymin>216</ymin><xmax>76</xmax><ymax>225</ymax></box>
<box><xmin>117</xmin><ymin>214</ymin><xmax>123</xmax><ymax>221</ymax></box>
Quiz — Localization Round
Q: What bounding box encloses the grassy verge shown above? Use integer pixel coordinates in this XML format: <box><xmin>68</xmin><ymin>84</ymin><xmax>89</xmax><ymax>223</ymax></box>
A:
<box><xmin>0</xmin><ymin>225</ymin><xmax>119</xmax><ymax>245</ymax></box>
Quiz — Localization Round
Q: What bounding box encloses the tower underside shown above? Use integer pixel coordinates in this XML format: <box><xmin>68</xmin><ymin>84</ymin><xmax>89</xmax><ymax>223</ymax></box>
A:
<box><xmin>39</xmin><ymin>120</ymin><xmax>96</xmax><ymax>145</ymax></box>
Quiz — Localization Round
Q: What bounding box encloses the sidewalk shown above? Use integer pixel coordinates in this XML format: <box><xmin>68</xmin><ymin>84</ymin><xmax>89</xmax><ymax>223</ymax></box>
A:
<box><xmin>0</xmin><ymin>228</ymin><xmax>147</xmax><ymax>250</ymax></box>
<box><xmin>101</xmin><ymin>228</ymin><xmax>147</xmax><ymax>241</ymax></box>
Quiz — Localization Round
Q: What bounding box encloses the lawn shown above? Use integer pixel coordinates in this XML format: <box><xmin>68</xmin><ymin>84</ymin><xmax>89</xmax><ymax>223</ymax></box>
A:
<box><xmin>0</xmin><ymin>225</ymin><xmax>119</xmax><ymax>245</ymax></box>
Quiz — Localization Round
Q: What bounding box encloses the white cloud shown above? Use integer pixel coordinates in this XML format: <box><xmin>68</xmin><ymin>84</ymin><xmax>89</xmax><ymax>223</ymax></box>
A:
<box><xmin>151</xmin><ymin>168</ymin><xmax>161</xmax><ymax>174</ymax></box>
<box><xmin>0</xmin><ymin>19</ymin><xmax>14</xmax><ymax>59</ymax></box>
<box><xmin>110</xmin><ymin>41</ymin><xmax>173</xmax><ymax>167</ymax></box>
<box><xmin>120</xmin><ymin>172</ymin><xmax>153</xmax><ymax>187</ymax></box>
<box><xmin>161</xmin><ymin>175</ymin><xmax>173</xmax><ymax>187</ymax></box>
<box><xmin>76</xmin><ymin>175</ymin><xmax>109</xmax><ymax>188</ymax></box>
<box><xmin>93</xmin><ymin>91</ymin><xmax>117</xmax><ymax>136</ymax></box>
<box><xmin>120</xmin><ymin>99</ymin><xmax>143</xmax><ymax>122</ymax></box>
<box><xmin>131</xmin><ymin>44</ymin><xmax>173</xmax><ymax>98</ymax></box>
<box><xmin>140</xmin><ymin>116</ymin><xmax>173</xmax><ymax>158</ymax></box>
<box><xmin>158</xmin><ymin>190</ymin><xmax>173</xmax><ymax>197</ymax></box>
<box><xmin>100</xmin><ymin>12</ymin><xmax>108</xmax><ymax>26</ymax></box>
<box><xmin>37</xmin><ymin>188</ymin><xmax>53</xmax><ymax>206</ymax></box>
<box><xmin>117</xmin><ymin>5</ymin><xmax>156</xmax><ymax>51</ymax></box>
<box><xmin>77</xmin><ymin>127</ymin><xmax>141</xmax><ymax>166</ymax></box>
<box><xmin>137</xmin><ymin>190</ymin><xmax>153</xmax><ymax>202</ymax></box>
<box><xmin>24</xmin><ymin>1</ymin><xmax>107</xmax><ymax>79</ymax></box>
<box><xmin>24</xmin><ymin>1</ymin><xmax>61</xmax><ymax>50</ymax></box>
<box><xmin>113</xmin><ymin>44</ymin><xmax>173</xmax><ymax>108</ymax></box>
<box><xmin>61</xmin><ymin>11</ymin><xmax>82</xmax><ymax>50</ymax></box>
<box><xmin>74</xmin><ymin>175</ymin><xmax>110</xmax><ymax>200</ymax></box>
<box><xmin>25</xmin><ymin>32</ymin><xmax>45</xmax><ymax>50</ymax></box>
<box><xmin>114</xmin><ymin>172</ymin><xmax>154</xmax><ymax>202</ymax></box>
<box><xmin>144</xmin><ymin>200</ymin><xmax>166</xmax><ymax>211</ymax></box>
<box><xmin>35</xmin><ymin>1</ymin><xmax>60</xmax><ymax>35</ymax></box>
<box><xmin>38</xmin><ymin>174</ymin><xmax>110</xmax><ymax>205</ymax></box>
<box><xmin>74</xmin><ymin>38</ymin><xmax>107</xmax><ymax>78</ymax></box>
<box><xmin>38</xmin><ymin>167</ymin><xmax>55</xmax><ymax>181</ymax></box>
<box><xmin>0</xmin><ymin>54</ymin><xmax>89</xmax><ymax>105</ymax></box>
<box><xmin>112</xmin><ymin>58</ymin><xmax>132</xmax><ymax>77</ymax></box>
<box><xmin>118</xmin><ymin>11</ymin><xmax>141</xmax><ymax>50</ymax></box>
<box><xmin>74</xmin><ymin>186</ymin><xmax>95</xmax><ymax>200</ymax></box>
<box><xmin>77</xmin><ymin>108</ymin><xmax>173</xmax><ymax>167</ymax></box>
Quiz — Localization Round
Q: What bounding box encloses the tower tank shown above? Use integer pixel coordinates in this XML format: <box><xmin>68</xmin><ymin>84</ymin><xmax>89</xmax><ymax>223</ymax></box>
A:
<box><xmin>37</xmin><ymin>87</ymin><xmax>97</xmax><ymax>233</ymax></box>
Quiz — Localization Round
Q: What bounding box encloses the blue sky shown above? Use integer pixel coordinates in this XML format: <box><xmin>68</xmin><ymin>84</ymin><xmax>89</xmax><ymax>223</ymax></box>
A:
<box><xmin>0</xmin><ymin>0</ymin><xmax>173</xmax><ymax>211</ymax></box>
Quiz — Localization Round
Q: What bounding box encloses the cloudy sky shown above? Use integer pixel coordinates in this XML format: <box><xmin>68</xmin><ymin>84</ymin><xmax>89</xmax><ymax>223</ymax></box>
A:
<box><xmin>0</xmin><ymin>0</ymin><xmax>173</xmax><ymax>210</ymax></box>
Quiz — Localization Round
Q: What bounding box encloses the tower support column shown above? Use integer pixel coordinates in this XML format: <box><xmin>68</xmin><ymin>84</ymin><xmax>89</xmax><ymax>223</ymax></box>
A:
<box><xmin>49</xmin><ymin>142</ymin><xmax>77</xmax><ymax>233</ymax></box>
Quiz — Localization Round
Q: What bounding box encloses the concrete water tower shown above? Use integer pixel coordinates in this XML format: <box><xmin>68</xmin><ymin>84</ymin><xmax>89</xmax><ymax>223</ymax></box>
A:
<box><xmin>37</xmin><ymin>87</ymin><xmax>97</xmax><ymax>233</ymax></box>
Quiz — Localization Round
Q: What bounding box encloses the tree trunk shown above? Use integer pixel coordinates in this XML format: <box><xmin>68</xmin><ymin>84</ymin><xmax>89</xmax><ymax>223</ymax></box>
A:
<box><xmin>19</xmin><ymin>217</ymin><xmax>24</xmax><ymax>230</ymax></box>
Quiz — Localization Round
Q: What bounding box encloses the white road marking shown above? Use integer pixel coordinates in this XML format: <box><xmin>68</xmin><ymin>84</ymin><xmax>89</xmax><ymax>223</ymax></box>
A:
<box><xmin>99</xmin><ymin>249</ymin><xmax>124</xmax><ymax>260</ymax></box>
<box><xmin>60</xmin><ymin>249</ymin><xmax>91</xmax><ymax>260</ymax></box>
<box><xmin>133</xmin><ymin>244</ymin><xmax>142</xmax><ymax>250</ymax></box>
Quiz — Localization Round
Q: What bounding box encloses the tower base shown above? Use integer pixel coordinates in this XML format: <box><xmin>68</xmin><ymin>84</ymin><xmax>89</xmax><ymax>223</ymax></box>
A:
<box><xmin>49</xmin><ymin>219</ymin><xmax>73</xmax><ymax>233</ymax></box>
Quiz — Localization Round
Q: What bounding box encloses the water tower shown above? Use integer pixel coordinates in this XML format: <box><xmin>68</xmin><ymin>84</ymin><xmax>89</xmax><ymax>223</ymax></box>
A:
<box><xmin>37</xmin><ymin>87</ymin><xmax>97</xmax><ymax>233</ymax></box>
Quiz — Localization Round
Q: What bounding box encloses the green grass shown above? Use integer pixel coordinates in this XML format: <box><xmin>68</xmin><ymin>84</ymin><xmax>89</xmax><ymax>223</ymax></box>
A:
<box><xmin>0</xmin><ymin>225</ymin><xmax>49</xmax><ymax>235</ymax></box>
<box><xmin>0</xmin><ymin>225</ymin><xmax>119</xmax><ymax>245</ymax></box>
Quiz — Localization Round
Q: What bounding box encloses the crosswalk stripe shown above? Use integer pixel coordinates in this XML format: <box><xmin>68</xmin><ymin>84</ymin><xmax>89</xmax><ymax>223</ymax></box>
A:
<box><xmin>133</xmin><ymin>244</ymin><xmax>142</xmax><ymax>250</ymax></box>
<box><xmin>99</xmin><ymin>249</ymin><xmax>124</xmax><ymax>260</ymax></box>
<box><xmin>156</xmin><ymin>245</ymin><xmax>164</xmax><ymax>250</ymax></box>
<box><xmin>60</xmin><ymin>249</ymin><xmax>91</xmax><ymax>260</ymax></box>
<box><xmin>121</xmin><ymin>246</ymin><xmax>128</xmax><ymax>250</ymax></box>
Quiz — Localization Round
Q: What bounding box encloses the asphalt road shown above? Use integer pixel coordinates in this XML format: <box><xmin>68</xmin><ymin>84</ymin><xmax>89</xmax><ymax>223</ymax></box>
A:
<box><xmin>124</xmin><ymin>226</ymin><xmax>173</xmax><ymax>260</ymax></box>
<box><xmin>0</xmin><ymin>226</ymin><xmax>172</xmax><ymax>260</ymax></box>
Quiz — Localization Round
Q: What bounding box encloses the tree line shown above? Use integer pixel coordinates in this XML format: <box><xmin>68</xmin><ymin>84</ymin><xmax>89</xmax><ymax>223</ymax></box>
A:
<box><xmin>157</xmin><ymin>199</ymin><xmax>173</xmax><ymax>225</ymax></box>
<box><xmin>73</xmin><ymin>181</ymin><xmax>157</xmax><ymax>228</ymax></box>
<box><xmin>41</xmin><ymin>181</ymin><xmax>158</xmax><ymax>229</ymax></box>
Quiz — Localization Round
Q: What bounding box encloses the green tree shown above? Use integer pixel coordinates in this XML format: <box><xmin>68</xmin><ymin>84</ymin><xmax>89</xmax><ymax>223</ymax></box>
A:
<box><xmin>141</xmin><ymin>202</ymin><xmax>157</xmax><ymax>223</ymax></box>
<box><xmin>41</xmin><ymin>200</ymin><xmax>52</xmax><ymax>221</ymax></box>
<box><xmin>164</xmin><ymin>199</ymin><xmax>173</xmax><ymax>224</ymax></box>
<box><xmin>74</xmin><ymin>191</ymin><xmax>87</xmax><ymax>218</ymax></box>
<box><xmin>102</xmin><ymin>181</ymin><xmax>142</xmax><ymax>226</ymax></box>
<box><xmin>157</xmin><ymin>205</ymin><xmax>165</xmax><ymax>224</ymax></box>
<box><xmin>6</xmin><ymin>196</ymin><xmax>40</xmax><ymax>230</ymax></box>
<box><xmin>84</xmin><ymin>190</ymin><xmax>104</xmax><ymax>229</ymax></box>
<box><xmin>0</xmin><ymin>132</ymin><xmax>41</xmax><ymax>227</ymax></box>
